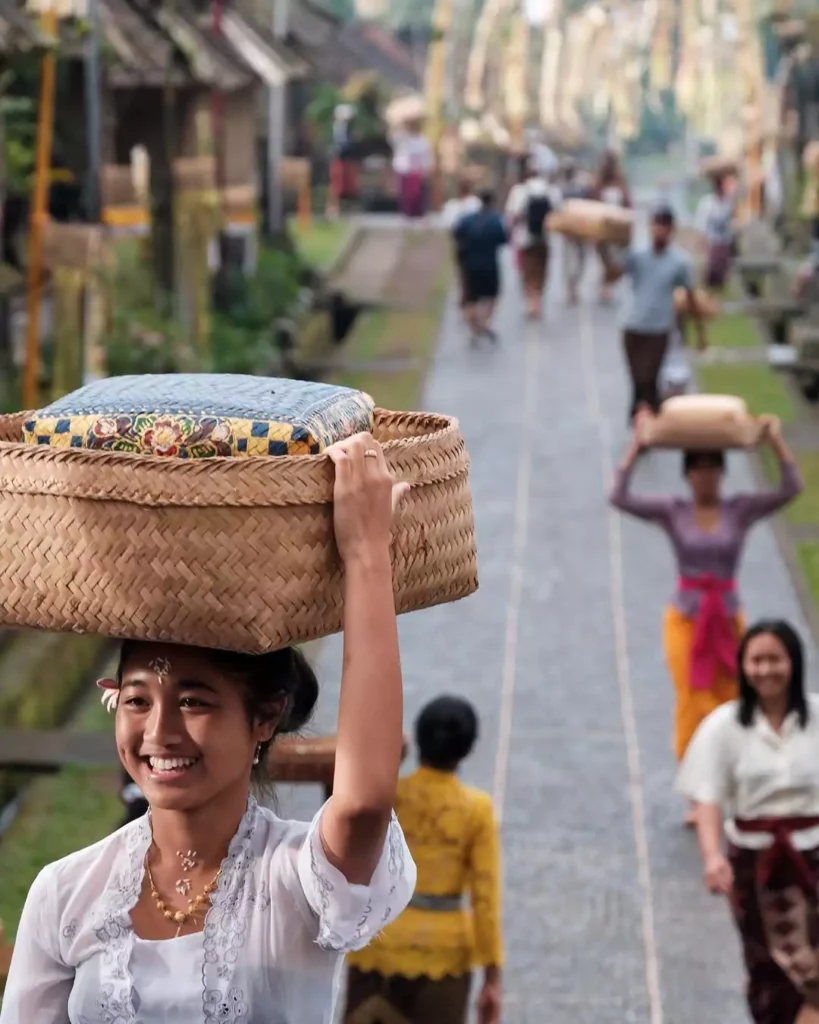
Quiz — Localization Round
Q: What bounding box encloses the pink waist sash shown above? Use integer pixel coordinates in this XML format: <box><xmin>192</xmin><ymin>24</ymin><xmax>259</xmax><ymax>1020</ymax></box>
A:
<box><xmin>678</xmin><ymin>575</ymin><xmax>738</xmax><ymax>691</ymax></box>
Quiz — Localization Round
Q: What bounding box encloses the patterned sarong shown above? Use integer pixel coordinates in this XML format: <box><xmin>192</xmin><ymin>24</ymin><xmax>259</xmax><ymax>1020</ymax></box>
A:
<box><xmin>729</xmin><ymin>841</ymin><xmax>819</xmax><ymax>1024</ymax></box>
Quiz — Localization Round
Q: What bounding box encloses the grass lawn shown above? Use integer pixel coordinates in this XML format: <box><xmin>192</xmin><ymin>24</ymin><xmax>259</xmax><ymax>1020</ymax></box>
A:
<box><xmin>331</xmin><ymin>306</ymin><xmax>443</xmax><ymax>410</ymax></box>
<box><xmin>329</xmin><ymin>252</ymin><xmax>450</xmax><ymax>410</ymax></box>
<box><xmin>291</xmin><ymin>219</ymin><xmax>351</xmax><ymax>270</ymax></box>
<box><xmin>707</xmin><ymin>312</ymin><xmax>760</xmax><ymax>349</ymax></box>
<box><xmin>796</xmin><ymin>541</ymin><xmax>819</xmax><ymax>610</ymax></box>
<box><xmin>756</xmin><ymin>449</ymin><xmax>819</xmax><ymax>526</ymax></box>
<box><xmin>697</xmin><ymin>362</ymin><xmax>796</xmax><ymax>422</ymax></box>
<box><xmin>0</xmin><ymin>659</ymin><xmax>121</xmax><ymax>942</ymax></box>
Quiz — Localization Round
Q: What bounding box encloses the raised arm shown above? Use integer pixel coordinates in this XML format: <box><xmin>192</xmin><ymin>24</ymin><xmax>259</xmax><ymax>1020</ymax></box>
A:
<box><xmin>734</xmin><ymin>417</ymin><xmax>803</xmax><ymax>528</ymax></box>
<box><xmin>320</xmin><ymin>433</ymin><xmax>410</xmax><ymax>884</ymax></box>
<box><xmin>469</xmin><ymin>794</ymin><xmax>503</xmax><ymax>1024</ymax></box>
<box><xmin>609</xmin><ymin>432</ymin><xmax>674</xmax><ymax>526</ymax></box>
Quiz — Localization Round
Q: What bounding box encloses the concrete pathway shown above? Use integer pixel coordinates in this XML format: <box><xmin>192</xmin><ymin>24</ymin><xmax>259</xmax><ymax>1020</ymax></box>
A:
<box><xmin>282</xmin><ymin>228</ymin><xmax>816</xmax><ymax>1023</ymax></box>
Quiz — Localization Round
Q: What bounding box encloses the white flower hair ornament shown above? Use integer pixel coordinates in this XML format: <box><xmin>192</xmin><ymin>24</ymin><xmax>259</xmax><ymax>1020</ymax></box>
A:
<box><xmin>97</xmin><ymin>677</ymin><xmax>120</xmax><ymax>713</ymax></box>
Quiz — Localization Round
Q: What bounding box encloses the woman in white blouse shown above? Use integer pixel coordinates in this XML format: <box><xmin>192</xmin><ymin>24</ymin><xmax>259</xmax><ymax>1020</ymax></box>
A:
<box><xmin>392</xmin><ymin>117</ymin><xmax>434</xmax><ymax>221</ymax></box>
<box><xmin>0</xmin><ymin>431</ymin><xmax>417</xmax><ymax>1024</ymax></box>
<box><xmin>678</xmin><ymin>618</ymin><xmax>819</xmax><ymax>1024</ymax></box>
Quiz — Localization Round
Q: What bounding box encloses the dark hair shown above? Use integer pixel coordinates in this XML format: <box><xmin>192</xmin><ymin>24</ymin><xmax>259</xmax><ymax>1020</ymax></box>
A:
<box><xmin>652</xmin><ymin>206</ymin><xmax>675</xmax><ymax>228</ymax></box>
<box><xmin>682</xmin><ymin>449</ymin><xmax>725</xmax><ymax>474</ymax></box>
<box><xmin>737</xmin><ymin>619</ymin><xmax>808</xmax><ymax>727</ymax></box>
<box><xmin>117</xmin><ymin>641</ymin><xmax>319</xmax><ymax>782</ymax></box>
<box><xmin>415</xmin><ymin>695</ymin><xmax>478</xmax><ymax>770</ymax></box>
<box><xmin>596</xmin><ymin>149</ymin><xmax>620</xmax><ymax>187</ymax></box>
<box><xmin>479</xmin><ymin>189</ymin><xmax>495</xmax><ymax>208</ymax></box>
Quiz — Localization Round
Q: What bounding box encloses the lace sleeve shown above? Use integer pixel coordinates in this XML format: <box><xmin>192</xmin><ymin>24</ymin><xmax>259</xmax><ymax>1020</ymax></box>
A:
<box><xmin>0</xmin><ymin>867</ymin><xmax>74</xmax><ymax>1023</ymax></box>
<box><xmin>296</xmin><ymin>804</ymin><xmax>416</xmax><ymax>954</ymax></box>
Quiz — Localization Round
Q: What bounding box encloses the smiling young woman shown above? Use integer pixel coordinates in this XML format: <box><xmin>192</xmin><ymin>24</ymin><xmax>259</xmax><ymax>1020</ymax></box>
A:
<box><xmin>678</xmin><ymin>621</ymin><xmax>819</xmax><ymax>1024</ymax></box>
<box><xmin>0</xmin><ymin>432</ymin><xmax>417</xmax><ymax>1024</ymax></box>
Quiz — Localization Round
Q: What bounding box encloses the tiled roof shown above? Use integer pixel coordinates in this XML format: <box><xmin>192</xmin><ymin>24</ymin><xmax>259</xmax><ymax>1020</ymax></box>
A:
<box><xmin>318</xmin><ymin>20</ymin><xmax>421</xmax><ymax>89</ymax></box>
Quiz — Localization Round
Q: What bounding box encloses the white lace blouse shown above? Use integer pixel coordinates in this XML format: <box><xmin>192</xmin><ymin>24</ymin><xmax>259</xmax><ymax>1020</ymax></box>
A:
<box><xmin>0</xmin><ymin>797</ymin><xmax>416</xmax><ymax>1024</ymax></box>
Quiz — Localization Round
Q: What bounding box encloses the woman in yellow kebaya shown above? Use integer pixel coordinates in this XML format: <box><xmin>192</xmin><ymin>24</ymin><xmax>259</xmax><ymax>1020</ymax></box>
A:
<box><xmin>344</xmin><ymin>696</ymin><xmax>503</xmax><ymax>1024</ymax></box>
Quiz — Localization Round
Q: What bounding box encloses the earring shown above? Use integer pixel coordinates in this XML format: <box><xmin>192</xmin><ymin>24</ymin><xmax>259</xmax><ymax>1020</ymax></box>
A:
<box><xmin>252</xmin><ymin>743</ymin><xmax>262</xmax><ymax>765</ymax></box>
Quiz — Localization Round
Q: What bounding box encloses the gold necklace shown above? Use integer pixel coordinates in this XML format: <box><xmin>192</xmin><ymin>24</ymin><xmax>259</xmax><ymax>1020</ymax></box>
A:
<box><xmin>145</xmin><ymin>855</ymin><xmax>220</xmax><ymax>936</ymax></box>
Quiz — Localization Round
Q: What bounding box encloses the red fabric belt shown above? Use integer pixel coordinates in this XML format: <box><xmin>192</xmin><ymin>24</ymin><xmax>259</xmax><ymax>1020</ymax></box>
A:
<box><xmin>678</xmin><ymin>575</ymin><xmax>737</xmax><ymax>690</ymax></box>
<box><xmin>734</xmin><ymin>816</ymin><xmax>819</xmax><ymax>897</ymax></box>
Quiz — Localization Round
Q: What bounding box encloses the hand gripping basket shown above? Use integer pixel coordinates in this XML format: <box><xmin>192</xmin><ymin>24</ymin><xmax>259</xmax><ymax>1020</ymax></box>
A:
<box><xmin>0</xmin><ymin>409</ymin><xmax>477</xmax><ymax>653</ymax></box>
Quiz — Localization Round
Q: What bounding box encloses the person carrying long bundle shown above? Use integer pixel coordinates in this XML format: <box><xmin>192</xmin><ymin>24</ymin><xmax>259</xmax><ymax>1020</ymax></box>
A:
<box><xmin>679</xmin><ymin>619</ymin><xmax>819</xmax><ymax>1024</ymax></box>
<box><xmin>609</xmin><ymin>415</ymin><xmax>802</xmax><ymax>824</ymax></box>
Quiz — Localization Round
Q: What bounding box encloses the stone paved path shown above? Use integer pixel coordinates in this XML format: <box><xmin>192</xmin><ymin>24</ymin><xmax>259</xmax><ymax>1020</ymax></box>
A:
<box><xmin>328</xmin><ymin>226</ymin><xmax>405</xmax><ymax>304</ymax></box>
<box><xmin>283</xmin><ymin>229</ymin><xmax>817</xmax><ymax>1023</ymax></box>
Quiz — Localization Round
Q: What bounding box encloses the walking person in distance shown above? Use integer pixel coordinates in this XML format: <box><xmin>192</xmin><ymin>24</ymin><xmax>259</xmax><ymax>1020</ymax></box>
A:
<box><xmin>454</xmin><ymin>190</ymin><xmax>509</xmax><ymax>345</ymax></box>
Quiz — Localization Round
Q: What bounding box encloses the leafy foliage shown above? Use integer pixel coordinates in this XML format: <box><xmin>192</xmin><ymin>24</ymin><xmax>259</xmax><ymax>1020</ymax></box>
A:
<box><xmin>101</xmin><ymin>240</ymin><xmax>305</xmax><ymax>377</ymax></box>
<box><xmin>208</xmin><ymin>245</ymin><xmax>303</xmax><ymax>375</ymax></box>
<box><xmin>305</xmin><ymin>77</ymin><xmax>387</xmax><ymax>146</ymax></box>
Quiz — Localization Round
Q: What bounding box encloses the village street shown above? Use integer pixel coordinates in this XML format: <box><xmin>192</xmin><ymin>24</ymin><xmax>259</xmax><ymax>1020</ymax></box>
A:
<box><xmin>281</xmin><ymin>214</ymin><xmax>818</xmax><ymax>1022</ymax></box>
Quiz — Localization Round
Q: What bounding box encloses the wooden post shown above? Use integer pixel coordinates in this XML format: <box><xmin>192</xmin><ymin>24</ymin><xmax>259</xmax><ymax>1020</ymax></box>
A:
<box><xmin>298</xmin><ymin>181</ymin><xmax>311</xmax><ymax>231</ymax></box>
<box><xmin>424</xmin><ymin>0</ymin><xmax>456</xmax><ymax>211</ymax></box>
<box><xmin>23</xmin><ymin>5</ymin><xmax>57</xmax><ymax>410</ymax></box>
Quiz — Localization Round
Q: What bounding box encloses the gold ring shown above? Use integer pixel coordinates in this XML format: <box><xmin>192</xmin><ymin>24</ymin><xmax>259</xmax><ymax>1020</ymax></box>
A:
<box><xmin>364</xmin><ymin>449</ymin><xmax>378</xmax><ymax>458</ymax></box>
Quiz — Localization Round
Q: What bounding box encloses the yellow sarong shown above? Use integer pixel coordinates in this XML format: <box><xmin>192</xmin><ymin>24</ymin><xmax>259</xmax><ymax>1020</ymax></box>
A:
<box><xmin>663</xmin><ymin>604</ymin><xmax>742</xmax><ymax>761</ymax></box>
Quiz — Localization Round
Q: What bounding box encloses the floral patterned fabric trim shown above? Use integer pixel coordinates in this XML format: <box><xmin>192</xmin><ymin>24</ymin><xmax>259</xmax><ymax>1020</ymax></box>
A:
<box><xmin>298</xmin><ymin>808</ymin><xmax>416</xmax><ymax>954</ymax></box>
<box><xmin>22</xmin><ymin>402</ymin><xmax>373</xmax><ymax>459</ymax></box>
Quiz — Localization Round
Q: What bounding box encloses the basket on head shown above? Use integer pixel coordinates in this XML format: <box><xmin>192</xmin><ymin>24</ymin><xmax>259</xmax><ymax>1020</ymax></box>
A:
<box><xmin>637</xmin><ymin>394</ymin><xmax>764</xmax><ymax>450</ymax></box>
<box><xmin>4</xmin><ymin>377</ymin><xmax>478</xmax><ymax>653</ymax></box>
<box><xmin>699</xmin><ymin>155</ymin><xmax>738</xmax><ymax>179</ymax></box>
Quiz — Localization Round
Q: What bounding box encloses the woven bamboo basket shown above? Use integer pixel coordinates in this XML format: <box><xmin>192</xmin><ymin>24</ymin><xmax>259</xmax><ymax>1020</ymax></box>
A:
<box><xmin>674</xmin><ymin>287</ymin><xmax>720</xmax><ymax>319</ymax></box>
<box><xmin>699</xmin><ymin>155</ymin><xmax>738</xmax><ymax>179</ymax></box>
<box><xmin>0</xmin><ymin>409</ymin><xmax>477</xmax><ymax>653</ymax></box>
<box><xmin>546</xmin><ymin>199</ymin><xmax>633</xmax><ymax>245</ymax></box>
<box><xmin>637</xmin><ymin>395</ymin><xmax>764</xmax><ymax>449</ymax></box>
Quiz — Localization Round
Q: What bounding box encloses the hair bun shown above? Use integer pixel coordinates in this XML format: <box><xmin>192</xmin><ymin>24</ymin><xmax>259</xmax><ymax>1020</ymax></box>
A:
<box><xmin>279</xmin><ymin>647</ymin><xmax>319</xmax><ymax>734</ymax></box>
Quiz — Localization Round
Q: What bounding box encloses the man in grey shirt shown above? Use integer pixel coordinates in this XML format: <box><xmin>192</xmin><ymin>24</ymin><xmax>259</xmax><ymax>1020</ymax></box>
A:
<box><xmin>615</xmin><ymin>207</ymin><xmax>706</xmax><ymax>423</ymax></box>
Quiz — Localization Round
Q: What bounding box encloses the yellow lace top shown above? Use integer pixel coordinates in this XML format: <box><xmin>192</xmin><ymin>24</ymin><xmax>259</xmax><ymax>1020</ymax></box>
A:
<box><xmin>346</xmin><ymin>766</ymin><xmax>503</xmax><ymax>979</ymax></box>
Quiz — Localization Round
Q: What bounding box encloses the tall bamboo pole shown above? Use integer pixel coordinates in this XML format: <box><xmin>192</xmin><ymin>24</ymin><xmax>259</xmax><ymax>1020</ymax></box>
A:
<box><xmin>23</xmin><ymin>6</ymin><xmax>57</xmax><ymax>410</ymax></box>
<box><xmin>424</xmin><ymin>0</ymin><xmax>456</xmax><ymax>209</ymax></box>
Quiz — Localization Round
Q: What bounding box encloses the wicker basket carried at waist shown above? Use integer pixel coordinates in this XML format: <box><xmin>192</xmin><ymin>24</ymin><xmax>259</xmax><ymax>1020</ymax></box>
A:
<box><xmin>3</xmin><ymin>376</ymin><xmax>478</xmax><ymax>653</ymax></box>
<box><xmin>637</xmin><ymin>394</ymin><xmax>765</xmax><ymax>449</ymax></box>
<box><xmin>674</xmin><ymin>287</ymin><xmax>720</xmax><ymax>319</ymax></box>
<box><xmin>546</xmin><ymin>199</ymin><xmax>633</xmax><ymax>246</ymax></box>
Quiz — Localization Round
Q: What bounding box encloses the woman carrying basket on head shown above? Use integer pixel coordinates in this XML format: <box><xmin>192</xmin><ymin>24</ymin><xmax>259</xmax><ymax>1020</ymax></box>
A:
<box><xmin>609</xmin><ymin>416</ymin><xmax>802</xmax><ymax>824</ymax></box>
<box><xmin>679</xmin><ymin>619</ymin><xmax>819</xmax><ymax>1024</ymax></box>
<box><xmin>0</xmin><ymin>432</ymin><xmax>417</xmax><ymax>1024</ymax></box>
<box><xmin>392</xmin><ymin>117</ymin><xmax>434</xmax><ymax>222</ymax></box>
<box><xmin>344</xmin><ymin>696</ymin><xmax>503</xmax><ymax>1024</ymax></box>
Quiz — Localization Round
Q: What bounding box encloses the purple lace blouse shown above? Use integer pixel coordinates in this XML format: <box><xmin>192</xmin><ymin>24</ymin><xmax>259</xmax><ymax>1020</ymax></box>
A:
<box><xmin>609</xmin><ymin>458</ymin><xmax>803</xmax><ymax>616</ymax></box>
